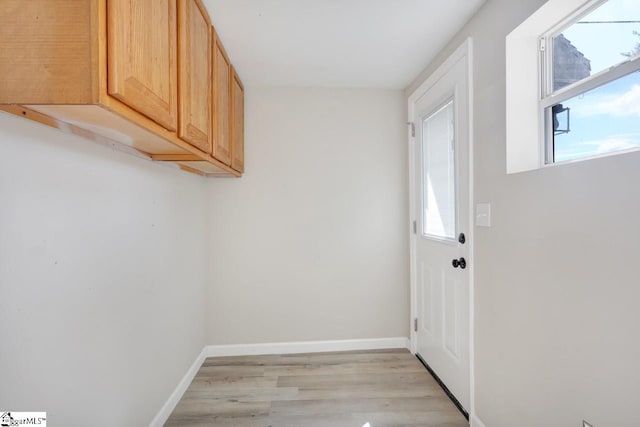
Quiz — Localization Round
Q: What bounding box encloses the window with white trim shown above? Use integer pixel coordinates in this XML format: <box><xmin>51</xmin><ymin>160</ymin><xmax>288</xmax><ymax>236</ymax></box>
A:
<box><xmin>540</xmin><ymin>0</ymin><xmax>640</xmax><ymax>164</ymax></box>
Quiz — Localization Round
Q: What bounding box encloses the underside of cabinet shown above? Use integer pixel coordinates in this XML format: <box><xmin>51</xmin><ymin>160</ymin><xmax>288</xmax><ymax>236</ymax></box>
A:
<box><xmin>0</xmin><ymin>105</ymin><xmax>237</xmax><ymax>177</ymax></box>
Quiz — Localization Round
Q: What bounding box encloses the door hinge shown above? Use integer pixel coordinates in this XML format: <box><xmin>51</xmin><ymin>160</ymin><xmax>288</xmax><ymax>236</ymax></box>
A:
<box><xmin>407</xmin><ymin>122</ymin><xmax>415</xmax><ymax>137</ymax></box>
<box><xmin>539</xmin><ymin>37</ymin><xmax>546</xmax><ymax>52</ymax></box>
<box><xmin>412</xmin><ymin>220</ymin><xmax>417</xmax><ymax>234</ymax></box>
<box><xmin>414</xmin><ymin>318</ymin><xmax>418</xmax><ymax>332</ymax></box>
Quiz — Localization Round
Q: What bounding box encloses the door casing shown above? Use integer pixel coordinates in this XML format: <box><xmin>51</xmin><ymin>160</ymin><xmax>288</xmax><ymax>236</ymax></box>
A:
<box><xmin>408</xmin><ymin>37</ymin><xmax>476</xmax><ymax>422</ymax></box>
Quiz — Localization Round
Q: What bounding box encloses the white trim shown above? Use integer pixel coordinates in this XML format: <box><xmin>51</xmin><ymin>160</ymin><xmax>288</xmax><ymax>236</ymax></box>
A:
<box><xmin>205</xmin><ymin>337</ymin><xmax>410</xmax><ymax>357</ymax></box>
<box><xmin>471</xmin><ymin>413</ymin><xmax>489</xmax><ymax>427</ymax></box>
<box><xmin>542</xmin><ymin>145</ymin><xmax>640</xmax><ymax>167</ymax></box>
<box><xmin>466</xmin><ymin>38</ymin><xmax>478</xmax><ymax>427</ymax></box>
<box><xmin>541</xmin><ymin>55</ymin><xmax>640</xmax><ymax>108</ymax></box>
<box><xmin>408</xmin><ymin>36</ymin><xmax>477</xmax><ymax>421</ymax></box>
<box><xmin>149</xmin><ymin>337</ymin><xmax>409</xmax><ymax>426</ymax></box>
<box><xmin>149</xmin><ymin>346</ymin><xmax>208</xmax><ymax>427</ymax></box>
<box><xmin>408</xmin><ymin>39</ymin><xmax>474</xmax><ymax>105</ymax></box>
<box><xmin>408</xmin><ymin>90</ymin><xmax>418</xmax><ymax>355</ymax></box>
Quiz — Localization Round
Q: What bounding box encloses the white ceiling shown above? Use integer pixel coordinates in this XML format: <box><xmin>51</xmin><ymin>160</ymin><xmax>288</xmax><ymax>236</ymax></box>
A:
<box><xmin>201</xmin><ymin>0</ymin><xmax>485</xmax><ymax>89</ymax></box>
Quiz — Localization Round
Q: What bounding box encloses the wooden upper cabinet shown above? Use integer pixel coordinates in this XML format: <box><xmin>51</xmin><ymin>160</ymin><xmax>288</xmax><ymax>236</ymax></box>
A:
<box><xmin>178</xmin><ymin>0</ymin><xmax>211</xmax><ymax>153</ymax></box>
<box><xmin>0</xmin><ymin>0</ymin><xmax>244</xmax><ymax>177</ymax></box>
<box><xmin>0</xmin><ymin>0</ymin><xmax>95</xmax><ymax>105</ymax></box>
<box><xmin>230</xmin><ymin>68</ymin><xmax>245</xmax><ymax>173</ymax></box>
<box><xmin>212</xmin><ymin>30</ymin><xmax>231</xmax><ymax>165</ymax></box>
<box><xmin>107</xmin><ymin>0</ymin><xmax>178</xmax><ymax>132</ymax></box>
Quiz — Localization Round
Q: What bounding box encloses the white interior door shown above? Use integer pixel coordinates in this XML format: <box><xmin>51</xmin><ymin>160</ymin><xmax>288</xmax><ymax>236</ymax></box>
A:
<box><xmin>412</xmin><ymin>48</ymin><xmax>471</xmax><ymax>412</ymax></box>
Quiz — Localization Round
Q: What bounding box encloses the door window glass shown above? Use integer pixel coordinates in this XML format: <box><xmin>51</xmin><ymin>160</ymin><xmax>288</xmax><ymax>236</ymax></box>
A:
<box><xmin>422</xmin><ymin>100</ymin><xmax>456</xmax><ymax>240</ymax></box>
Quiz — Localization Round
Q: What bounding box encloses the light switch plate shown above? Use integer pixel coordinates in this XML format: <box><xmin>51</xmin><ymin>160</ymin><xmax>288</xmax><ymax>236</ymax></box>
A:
<box><xmin>475</xmin><ymin>203</ymin><xmax>491</xmax><ymax>227</ymax></box>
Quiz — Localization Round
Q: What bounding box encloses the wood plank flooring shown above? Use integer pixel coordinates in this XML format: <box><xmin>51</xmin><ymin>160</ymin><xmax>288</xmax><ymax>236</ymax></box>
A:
<box><xmin>165</xmin><ymin>348</ymin><xmax>468</xmax><ymax>427</ymax></box>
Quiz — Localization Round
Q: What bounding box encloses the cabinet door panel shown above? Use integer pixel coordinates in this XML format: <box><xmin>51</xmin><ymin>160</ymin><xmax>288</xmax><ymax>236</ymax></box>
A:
<box><xmin>212</xmin><ymin>32</ymin><xmax>231</xmax><ymax>165</ymax></box>
<box><xmin>231</xmin><ymin>69</ymin><xmax>244</xmax><ymax>173</ymax></box>
<box><xmin>178</xmin><ymin>0</ymin><xmax>211</xmax><ymax>152</ymax></box>
<box><xmin>108</xmin><ymin>0</ymin><xmax>178</xmax><ymax>131</ymax></box>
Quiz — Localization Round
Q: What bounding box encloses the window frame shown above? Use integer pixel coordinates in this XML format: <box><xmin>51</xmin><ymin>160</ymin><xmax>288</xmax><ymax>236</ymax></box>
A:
<box><xmin>538</xmin><ymin>0</ymin><xmax>640</xmax><ymax>164</ymax></box>
<box><xmin>420</xmin><ymin>97</ymin><xmax>458</xmax><ymax>244</ymax></box>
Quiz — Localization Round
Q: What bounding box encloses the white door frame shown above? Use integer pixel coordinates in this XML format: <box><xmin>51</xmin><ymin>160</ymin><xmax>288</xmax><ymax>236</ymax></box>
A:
<box><xmin>408</xmin><ymin>37</ymin><xmax>477</xmax><ymax>424</ymax></box>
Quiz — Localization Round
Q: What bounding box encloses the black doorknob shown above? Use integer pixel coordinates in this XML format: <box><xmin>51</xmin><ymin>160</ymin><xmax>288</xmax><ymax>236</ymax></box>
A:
<box><xmin>452</xmin><ymin>257</ymin><xmax>467</xmax><ymax>269</ymax></box>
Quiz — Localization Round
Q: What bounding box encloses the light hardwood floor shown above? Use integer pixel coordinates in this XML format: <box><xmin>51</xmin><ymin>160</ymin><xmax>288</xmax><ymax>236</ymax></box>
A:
<box><xmin>165</xmin><ymin>348</ymin><xmax>468</xmax><ymax>427</ymax></box>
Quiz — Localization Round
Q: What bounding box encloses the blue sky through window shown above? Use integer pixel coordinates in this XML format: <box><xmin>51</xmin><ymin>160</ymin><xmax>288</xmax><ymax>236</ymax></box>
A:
<box><xmin>562</xmin><ymin>0</ymin><xmax>640</xmax><ymax>73</ymax></box>
<box><xmin>553</xmin><ymin>71</ymin><xmax>640</xmax><ymax>161</ymax></box>
<box><xmin>552</xmin><ymin>0</ymin><xmax>640</xmax><ymax>162</ymax></box>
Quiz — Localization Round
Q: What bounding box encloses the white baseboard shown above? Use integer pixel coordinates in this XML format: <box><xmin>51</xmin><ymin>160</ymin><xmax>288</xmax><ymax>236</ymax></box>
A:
<box><xmin>471</xmin><ymin>413</ymin><xmax>488</xmax><ymax>427</ymax></box>
<box><xmin>149</xmin><ymin>337</ymin><xmax>409</xmax><ymax>426</ymax></box>
<box><xmin>205</xmin><ymin>337</ymin><xmax>410</xmax><ymax>357</ymax></box>
<box><xmin>149</xmin><ymin>346</ymin><xmax>207</xmax><ymax>427</ymax></box>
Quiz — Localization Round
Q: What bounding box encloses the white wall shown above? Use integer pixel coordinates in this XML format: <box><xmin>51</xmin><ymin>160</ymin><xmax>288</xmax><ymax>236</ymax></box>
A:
<box><xmin>206</xmin><ymin>87</ymin><xmax>409</xmax><ymax>344</ymax></box>
<box><xmin>0</xmin><ymin>113</ymin><xmax>208</xmax><ymax>426</ymax></box>
<box><xmin>408</xmin><ymin>1</ymin><xmax>640</xmax><ymax>426</ymax></box>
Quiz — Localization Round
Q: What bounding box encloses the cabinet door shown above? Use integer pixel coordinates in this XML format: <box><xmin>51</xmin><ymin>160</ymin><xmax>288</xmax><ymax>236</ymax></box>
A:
<box><xmin>212</xmin><ymin>31</ymin><xmax>231</xmax><ymax>165</ymax></box>
<box><xmin>178</xmin><ymin>0</ymin><xmax>211</xmax><ymax>152</ymax></box>
<box><xmin>107</xmin><ymin>0</ymin><xmax>178</xmax><ymax>132</ymax></box>
<box><xmin>230</xmin><ymin>68</ymin><xmax>244</xmax><ymax>173</ymax></box>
